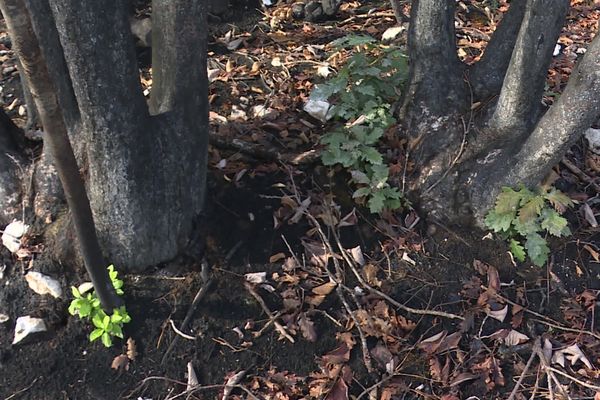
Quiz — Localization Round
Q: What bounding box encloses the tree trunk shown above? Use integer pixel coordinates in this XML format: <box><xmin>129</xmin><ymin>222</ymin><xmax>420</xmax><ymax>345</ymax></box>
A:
<box><xmin>19</xmin><ymin>0</ymin><xmax>210</xmax><ymax>272</ymax></box>
<box><xmin>401</xmin><ymin>0</ymin><xmax>597</xmax><ymax>226</ymax></box>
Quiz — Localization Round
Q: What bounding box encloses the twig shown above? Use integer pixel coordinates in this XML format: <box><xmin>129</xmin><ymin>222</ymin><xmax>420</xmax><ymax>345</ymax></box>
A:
<box><xmin>127</xmin><ymin>376</ymin><xmax>259</xmax><ymax>400</ymax></box>
<box><xmin>547</xmin><ymin>367</ymin><xmax>600</xmax><ymax>391</ymax></box>
<box><xmin>5</xmin><ymin>377</ymin><xmax>39</xmax><ymax>400</ymax></box>
<box><xmin>533</xmin><ymin>339</ymin><xmax>572</xmax><ymax>400</ymax></box>
<box><xmin>488</xmin><ymin>289</ymin><xmax>600</xmax><ymax>340</ymax></box>
<box><xmin>168</xmin><ymin>319</ymin><xmax>196</xmax><ymax>340</ymax></box>
<box><xmin>329</xmin><ymin>223</ymin><xmax>464</xmax><ymax>320</ymax></box>
<box><xmin>507</xmin><ymin>339</ymin><xmax>539</xmax><ymax>400</ymax></box>
<box><xmin>244</xmin><ymin>282</ymin><xmax>295</xmax><ymax>343</ymax></box>
<box><xmin>561</xmin><ymin>157</ymin><xmax>600</xmax><ymax>193</ymax></box>
<box><xmin>161</xmin><ymin>262</ymin><xmax>214</xmax><ymax>365</ymax></box>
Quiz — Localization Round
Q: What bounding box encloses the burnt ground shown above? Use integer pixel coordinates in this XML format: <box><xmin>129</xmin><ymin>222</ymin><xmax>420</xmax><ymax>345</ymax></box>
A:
<box><xmin>2</xmin><ymin>1</ymin><xmax>600</xmax><ymax>400</ymax></box>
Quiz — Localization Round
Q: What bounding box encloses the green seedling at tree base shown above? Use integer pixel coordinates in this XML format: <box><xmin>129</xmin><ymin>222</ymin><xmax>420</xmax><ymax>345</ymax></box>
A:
<box><xmin>68</xmin><ymin>265</ymin><xmax>131</xmax><ymax>347</ymax></box>
<box><xmin>311</xmin><ymin>34</ymin><xmax>409</xmax><ymax>214</ymax></box>
<box><xmin>485</xmin><ymin>186</ymin><xmax>573</xmax><ymax>266</ymax></box>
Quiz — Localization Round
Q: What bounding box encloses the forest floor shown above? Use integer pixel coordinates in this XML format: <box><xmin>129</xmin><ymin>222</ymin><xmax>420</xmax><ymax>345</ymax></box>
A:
<box><xmin>1</xmin><ymin>1</ymin><xmax>600</xmax><ymax>399</ymax></box>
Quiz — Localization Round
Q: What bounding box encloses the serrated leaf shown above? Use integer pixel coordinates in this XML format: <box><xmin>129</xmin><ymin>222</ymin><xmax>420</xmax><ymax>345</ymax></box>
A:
<box><xmin>525</xmin><ymin>233</ymin><xmax>550</xmax><ymax>266</ymax></box>
<box><xmin>509</xmin><ymin>239</ymin><xmax>526</xmax><ymax>262</ymax></box>
<box><xmin>368</xmin><ymin>193</ymin><xmax>385</xmax><ymax>213</ymax></box>
<box><xmin>485</xmin><ymin>210</ymin><xmax>513</xmax><ymax>232</ymax></box>
<box><xmin>495</xmin><ymin>188</ymin><xmax>522</xmax><ymax>214</ymax></box>
<box><xmin>355</xmin><ymin>84</ymin><xmax>376</xmax><ymax>96</ymax></box>
<box><xmin>544</xmin><ymin>189</ymin><xmax>573</xmax><ymax>213</ymax></box>
<box><xmin>541</xmin><ymin>209</ymin><xmax>569</xmax><ymax>237</ymax></box>
<box><xmin>331</xmin><ymin>34</ymin><xmax>376</xmax><ymax>49</ymax></box>
<box><xmin>518</xmin><ymin>196</ymin><xmax>545</xmax><ymax>223</ymax></box>
<box><xmin>361</xmin><ymin>147</ymin><xmax>383</xmax><ymax>165</ymax></box>
<box><xmin>512</xmin><ymin>217</ymin><xmax>539</xmax><ymax>236</ymax></box>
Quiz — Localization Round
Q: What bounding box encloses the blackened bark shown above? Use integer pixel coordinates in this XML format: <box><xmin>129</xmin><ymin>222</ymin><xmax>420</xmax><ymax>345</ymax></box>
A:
<box><xmin>469</xmin><ymin>33</ymin><xmax>600</xmax><ymax>222</ymax></box>
<box><xmin>0</xmin><ymin>0</ymin><xmax>121</xmax><ymax>310</ymax></box>
<box><xmin>488</xmin><ymin>0</ymin><xmax>569</xmax><ymax>138</ymax></box>
<box><xmin>399</xmin><ymin>0</ymin><xmax>468</xmax><ymax>215</ymax></box>
<box><xmin>400</xmin><ymin>0</ymin><xmax>466</xmax><ymax>121</ymax></box>
<box><xmin>45</xmin><ymin>0</ymin><xmax>208</xmax><ymax>271</ymax></box>
<box><xmin>468</xmin><ymin>1</ymin><xmax>527</xmax><ymax>100</ymax></box>
<box><xmin>0</xmin><ymin>107</ymin><xmax>23</xmax><ymax>225</ymax></box>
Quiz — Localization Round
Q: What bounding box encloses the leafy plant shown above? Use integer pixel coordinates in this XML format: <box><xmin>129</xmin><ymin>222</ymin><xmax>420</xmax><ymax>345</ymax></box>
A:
<box><xmin>311</xmin><ymin>34</ymin><xmax>408</xmax><ymax>213</ymax></box>
<box><xmin>69</xmin><ymin>265</ymin><xmax>131</xmax><ymax>347</ymax></box>
<box><xmin>485</xmin><ymin>186</ymin><xmax>573</xmax><ymax>266</ymax></box>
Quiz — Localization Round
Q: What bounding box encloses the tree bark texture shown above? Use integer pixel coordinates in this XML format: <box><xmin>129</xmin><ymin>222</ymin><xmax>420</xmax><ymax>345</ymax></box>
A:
<box><xmin>402</xmin><ymin>0</ymin><xmax>599</xmax><ymax>225</ymax></box>
<box><xmin>0</xmin><ymin>0</ymin><xmax>122</xmax><ymax>310</ymax></box>
<box><xmin>43</xmin><ymin>0</ymin><xmax>208</xmax><ymax>271</ymax></box>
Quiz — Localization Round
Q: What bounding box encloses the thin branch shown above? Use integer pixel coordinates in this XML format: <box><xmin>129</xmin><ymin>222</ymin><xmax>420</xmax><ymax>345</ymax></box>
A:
<box><xmin>245</xmin><ymin>282</ymin><xmax>295</xmax><ymax>343</ymax></box>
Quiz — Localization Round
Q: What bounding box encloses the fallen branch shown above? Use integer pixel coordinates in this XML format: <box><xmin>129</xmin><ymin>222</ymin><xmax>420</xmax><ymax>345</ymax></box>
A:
<box><xmin>244</xmin><ymin>282</ymin><xmax>295</xmax><ymax>343</ymax></box>
<box><xmin>561</xmin><ymin>157</ymin><xmax>600</xmax><ymax>193</ymax></box>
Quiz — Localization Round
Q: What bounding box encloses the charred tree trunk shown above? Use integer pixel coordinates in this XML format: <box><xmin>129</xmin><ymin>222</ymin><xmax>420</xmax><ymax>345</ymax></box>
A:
<box><xmin>401</xmin><ymin>0</ymin><xmax>598</xmax><ymax>225</ymax></box>
<box><xmin>16</xmin><ymin>0</ymin><xmax>209</xmax><ymax>272</ymax></box>
<box><xmin>0</xmin><ymin>0</ymin><xmax>122</xmax><ymax>310</ymax></box>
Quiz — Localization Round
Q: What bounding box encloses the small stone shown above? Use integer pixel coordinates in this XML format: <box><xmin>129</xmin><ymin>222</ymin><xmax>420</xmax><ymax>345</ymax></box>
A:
<box><xmin>13</xmin><ymin>316</ymin><xmax>47</xmax><ymax>344</ymax></box>
<box><xmin>25</xmin><ymin>271</ymin><xmax>62</xmax><ymax>298</ymax></box>
<box><xmin>382</xmin><ymin>25</ymin><xmax>405</xmax><ymax>42</ymax></box>
<box><xmin>0</xmin><ymin>313</ymin><xmax>9</xmax><ymax>323</ymax></box>
<box><xmin>584</xmin><ymin>128</ymin><xmax>600</xmax><ymax>155</ymax></box>
<box><xmin>1</xmin><ymin>220</ymin><xmax>28</xmax><ymax>253</ymax></box>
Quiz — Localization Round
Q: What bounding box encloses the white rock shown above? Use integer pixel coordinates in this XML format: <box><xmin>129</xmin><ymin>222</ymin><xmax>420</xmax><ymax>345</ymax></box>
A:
<box><xmin>77</xmin><ymin>282</ymin><xmax>94</xmax><ymax>294</ymax></box>
<box><xmin>584</xmin><ymin>127</ymin><xmax>600</xmax><ymax>154</ymax></box>
<box><xmin>1</xmin><ymin>220</ymin><xmax>28</xmax><ymax>253</ymax></box>
<box><xmin>303</xmin><ymin>98</ymin><xmax>331</xmax><ymax>123</ymax></box>
<box><xmin>13</xmin><ymin>316</ymin><xmax>47</xmax><ymax>344</ymax></box>
<box><xmin>25</xmin><ymin>271</ymin><xmax>62</xmax><ymax>298</ymax></box>
<box><xmin>382</xmin><ymin>26</ymin><xmax>405</xmax><ymax>42</ymax></box>
<box><xmin>0</xmin><ymin>313</ymin><xmax>9</xmax><ymax>323</ymax></box>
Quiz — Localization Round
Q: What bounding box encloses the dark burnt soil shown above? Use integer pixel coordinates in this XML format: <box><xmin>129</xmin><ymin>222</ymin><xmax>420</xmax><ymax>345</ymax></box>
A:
<box><xmin>1</xmin><ymin>169</ymin><xmax>598</xmax><ymax>399</ymax></box>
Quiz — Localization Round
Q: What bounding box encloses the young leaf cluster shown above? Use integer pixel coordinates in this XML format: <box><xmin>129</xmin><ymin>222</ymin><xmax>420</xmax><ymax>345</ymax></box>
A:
<box><xmin>68</xmin><ymin>265</ymin><xmax>131</xmax><ymax>347</ymax></box>
<box><xmin>312</xmin><ymin>35</ymin><xmax>408</xmax><ymax>213</ymax></box>
<box><xmin>484</xmin><ymin>186</ymin><xmax>573</xmax><ymax>266</ymax></box>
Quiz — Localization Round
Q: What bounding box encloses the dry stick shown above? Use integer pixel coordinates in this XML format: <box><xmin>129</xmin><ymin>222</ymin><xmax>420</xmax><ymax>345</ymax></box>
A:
<box><xmin>160</xmin><ymin>264</ymin><xmax>213</xmax><ymax>365</ymax></box>
<box><xmin>5</xmin><ymin>377</ymin><xmax>39</xmax><ymax>400</ymax></box>
<box><xmin>507</xmin><ymin>339</ymin><xmax>540</xmax><ymax>400</ymax></box>
<box><xmin>244</xmin><ymin>282</ymin><xmax>295</xmax><ymax>343</ymax></box>
<box><xmin>547</xmin><ymin>367</ymin><xmax>600</xmax><ymax>391</ymax></box>
<box><xmin>532</xmin><ymin>341</ymin><xmax>573</xmax><ymax>400</ymax></box>
<box><xmin>330</xmin><ymin>227</ymin><xmax>464</xmax><ymax>321</ymax></box>
<box><xmin>488</xmin><ymin>289</ymin><xmax>600</xmax><ymax>340</ymax></box>
<box><xmin>561</xmin><ymin>157</ymin><xmax>600</xmax><ymax>193</ymax></box>
<box><xmin>127</xmin><ymin>377</ymin><xmax>259</xmax><ymax>400</ymax></box>
<box><xmin>308</xmin><ymin>214</ymin><xmax>374</xmax><ymax>372</ymax></box>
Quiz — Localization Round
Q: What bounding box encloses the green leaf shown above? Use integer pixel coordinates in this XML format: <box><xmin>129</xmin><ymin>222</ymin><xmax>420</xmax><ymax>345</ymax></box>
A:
<box><xmin>92</xmin><ymin>312</ymin><xmax>104</xmax><ymax>328</ymax></box>
<box><xmin>360</xmin><ymin>146</ymin><xmax>383</xmax><ymax>165</ymax></box>
<box><xmin>544</xmin><ymin>189</ymin><xmax>573</xmax><ymax>213</ymax></box>
<box><xmin>512</xmin><ymin>217</ymin><xmax>540</xmax><ymax>236</ymax></box>
<box><xmin>71</xmin><ymin>286</ymin><xmax>82</xmax><ymax>298</ymax></box>
<box><xmin>525</xmin><ymin>232</ymin><xmax>550</xmax><ymax>267</ymax></box>
<box><xmin>78</xmin><ymin>301</ymin><xmax>92</xmax><ymax>317</ymax></box>
<box><xmin>368</xmin><ymin>192</ymin><xmax>385</xmax><ymax>213</ymax></box>
<box><xmin>102</xmin><ymin>315</ymin><xmax>111</xmax><ymax>329</ymax></box>
<box><xmin>90</xmin><ymin>328</ymin><xmax>104</xmax><ymax>342</ymax></box>
<box><xmin>484</xmin><ymin>209</ymin><xmax>513</xmax><ymax>232</ymax></box>
<box><xmin>518</xmin><ymin>196</ymin><xmax>545</xmax><ymax>223</ymax></box>
<box><xmin>101</xmin><ymin>332</ymin><xmax>113</xmax><ymax>347</ymax></box>
<box><xmin>354</xmin><ymin>84</ymin><xmax>376</xmax><ymax>96</ymax></box>
<box><xmin>350</xmin><ymin>170</ymin><xmax>370</xmax><ymax>184</ymax></box>
<box><xmin>541</xmin><ymin>209</ymin><xmax>569</xmax><ymax>237</ymax></box>
<box><xmin>495</xmin><ymin>188</ymin><xmax>523</xmax><ymax>214</ymax></box>
<box><xmin>509</xmin><ymin>239</ymin><xmax>526</xmax><ymax>262</ymax></box>
<box><xmin>112</xmin><ymin>324</ymin><xmax>124</xmax><ymax>339</ymax></box>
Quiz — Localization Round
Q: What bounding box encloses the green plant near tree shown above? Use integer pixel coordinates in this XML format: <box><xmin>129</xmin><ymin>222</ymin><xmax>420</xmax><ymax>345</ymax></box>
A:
<box><xmin>311</xmin><ymin>34</ymin><xmax>409</xmax><ymax>213</ymax></box>
<box><xmin>485</xmin><ymin>186</ymin><xmax>573</xmax><ymax>266</ymax></box>
<box><xmin>68</xmin><ymin>265</ymin><xmax>131</xmax><ymax>347</ymax></box>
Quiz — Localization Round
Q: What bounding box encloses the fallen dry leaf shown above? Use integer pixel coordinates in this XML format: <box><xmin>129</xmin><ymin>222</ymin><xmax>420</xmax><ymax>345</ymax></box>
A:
<box><xmin>298</xmin><ymin>313</ymin><xmax>317</xmax><ymax>342</ymax></box>
<box><xmin>126</xmin><ymin>337</ymin><xmax>137</xmax><ymax>360</ymax></box>
<box><xmin>111</xmin><ymin>354</ymin><xmax>129</xmax><ymax>371</ymax></box>
<box><xmin>487</xmin><ymin>304</ymin><xmax>508</xmax><ymax>322</ymax></box>
<box><xmin>551</xmin><ymin>343</ymin><xmax>593</xmax><ymax>369</ymax></box>
<box><xmin>312</xmin><ymin>281</ymin><xmax>337</xmax><ymax>296</ymax></box>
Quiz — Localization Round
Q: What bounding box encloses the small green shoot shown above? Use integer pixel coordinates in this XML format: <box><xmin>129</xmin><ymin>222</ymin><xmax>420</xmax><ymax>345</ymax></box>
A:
<box><xmin>311</xmin><ymin>34</ymin><xmax>408</xmax><ymax>213</ymax></box>
<box><xmin>69</xmin><ymin>265</ymin><xmax>131</xmax><ymax>347</ymax></box>
<box><xmin>485</xmin><ymin>186</ymin><xmax>573</xmax><ymax>266</ymax></box>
